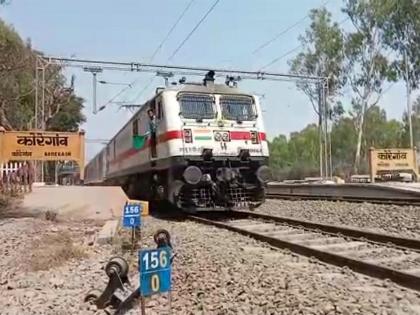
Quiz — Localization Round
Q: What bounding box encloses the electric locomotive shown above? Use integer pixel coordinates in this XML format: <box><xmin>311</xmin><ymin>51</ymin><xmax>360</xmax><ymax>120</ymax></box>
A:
<box><xmin>84</xmin><ymin>71</ymin><xmax>270</xmax><ymax>212</ymax></box>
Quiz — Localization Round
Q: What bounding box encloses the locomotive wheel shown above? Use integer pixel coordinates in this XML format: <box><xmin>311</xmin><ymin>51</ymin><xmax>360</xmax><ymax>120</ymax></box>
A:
<box><xmin>154</xmin><ymin>229</ymin><xmax>171</xmax><ymax>247</ymax></box>
<box><xmin>105</xmin><ymin>256</ymin><xmax>129</xmax><ymax>278</ymax></box>
<box><xmin>84</xmin><ymin>288</ymin><xmax>102</xmax><ymax>304</ymax></box>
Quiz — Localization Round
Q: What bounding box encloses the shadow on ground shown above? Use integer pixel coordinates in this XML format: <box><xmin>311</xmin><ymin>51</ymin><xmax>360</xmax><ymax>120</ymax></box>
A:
<box><xmin>149</xmin><ymin>201</ymin><xmax>188</xmax><ymax>221</ymax></box>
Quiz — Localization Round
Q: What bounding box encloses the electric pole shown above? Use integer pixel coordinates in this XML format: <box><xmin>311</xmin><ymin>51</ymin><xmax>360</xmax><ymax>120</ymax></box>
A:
<box><xmin>83</xmin><ymin>66</ymin><xmax>103</xmax><ymax>114</ymax></box>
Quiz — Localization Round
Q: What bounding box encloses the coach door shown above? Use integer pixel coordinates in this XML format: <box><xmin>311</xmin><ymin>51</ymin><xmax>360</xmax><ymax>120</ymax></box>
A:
<box><xmin>150</xmin><ymin>98</ymin><xmax>165</xmax><ymax>160</ymax></box>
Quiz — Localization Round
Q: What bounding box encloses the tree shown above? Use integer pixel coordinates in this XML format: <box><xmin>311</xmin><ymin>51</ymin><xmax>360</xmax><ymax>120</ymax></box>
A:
<box><xmin>268</xmin><ymin>135</ymin><xmax>291</xmax><ymax>180</ymax></box>
<box><xmin>0</xmin><ymin>18</ymin><xmax>85</xmax><ymax>132</ymax></box>
<box><xmin>401</xmin><ymin>95</ymin><xmax>420</xmax><ymax>147</ymax></box>
<box><xmin>381</xmin><ymin>0</ymin><xmax>420</xmax><ymax>90</ymax></box>
<box><xmin>287</xmin><ymin>124</ymin><xmax>320</xmax><ymax>178</ymax></box>
<box><xmin>268</xmin><ymin>103</ymin><xmax>408</xmax><ymax>180</ymax></box>
<box><xmin>330</xmin><ymin>116</ymin><xmax>357</xmax><ymax>177</ymax></box>
<box><xmin>0</xmin><ymin>19</ymin><xmax>34</xmax><ymax>129</ymax></box>
<box><xmin>289</xmin><ymin>7</ymin><xmax>345</xmax><ymax>176</ymax></box>
<box><xmin>379</xmin><ymin>0</ymin><xmax>420</xmax><ymax>148</ymax></box>
<box><xmin>342</xmin><ymin>0</ymin><xmax>396</xmax><ymax>173</ymax></box>
<box><xmin>290</xmin><ymin>8</ymin><xmax>345</xmax><ymax>111</ymax></box>
<box><xmin>46</xmin><ymin>95</ymin><xmax>85</xmax><ymax>132</ymax></box>
<box><xmin>363</xmin><ymin>106</ymin><xmax>403</xmax><ymax>149</ymax></box>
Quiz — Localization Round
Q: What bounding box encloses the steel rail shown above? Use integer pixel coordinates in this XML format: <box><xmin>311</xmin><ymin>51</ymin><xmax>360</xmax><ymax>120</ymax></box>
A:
<box><xmin>234</xmin><ymin>210</ymin><xmax>420</xmax><ymax>251</ymax></box>
<box><xmin>188</xmin><ymin>212</ymin><xmax>420</xmax><ymax>292</ymax></box>
<box><xmin>266</xmin><ymin>193</ymin><xmax>420</xmax><ymax>207</ymax></box>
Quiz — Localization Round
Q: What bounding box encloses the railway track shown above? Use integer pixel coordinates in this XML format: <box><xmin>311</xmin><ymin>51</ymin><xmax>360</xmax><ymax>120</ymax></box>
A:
<box><xmin>266</xmin><ymin>193</ymin><xmax>420</xmax><ymax>206</ymax></box>
<box><xmin>188</xmin><ymin>211</ymin><xmax>420</xmax><ymax>292</ymax></box>
<box><xmin>266</xmin><ymin>183</ymin><xmax>420</xmax><ymax>206</ymax></box>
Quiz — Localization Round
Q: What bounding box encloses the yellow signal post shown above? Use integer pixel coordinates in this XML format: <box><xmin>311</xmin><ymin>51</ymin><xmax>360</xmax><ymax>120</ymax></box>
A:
<box><xmin>126</xmin><ymin>199</ymin><xmax>149</xmax><ymax>216</ymax></box>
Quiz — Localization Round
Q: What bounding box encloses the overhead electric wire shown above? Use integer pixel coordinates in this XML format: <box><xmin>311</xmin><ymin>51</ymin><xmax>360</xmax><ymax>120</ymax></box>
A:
<box><xmin>133</xmin><ymin>0</ymin><xmax>221</xmax><ymax>102</ymax></box>
<box><xmin>260</xmin><ymin>16</ymin><xmax>350</xmax><ymax>71</ymax></box>
<box><xmin>252</xmin><ymin>0</ymin><xmax>331</xmax><ymax>55</ymax></box>
<box><xmin>167</xmin><ymin>0</ymin><xmax>221</xmax><ymax>62</ymax></box>
<box><xmin>253</xmin><ymin>17</ymin><xmax>308</xmax><ymax>55</ymax></box>
<box><xmin>260</xmin><ymin>45</ymin><xmax>302</xmax><ymax>70</ymax></box>
<box><xmin>48</xmin><ymin>56</ymin><xmax>325</xmax><ymax>81</ymax></box>
<box><xmin>149</xmin><ymin>0</ymin><xmax>196</xmax><ymax>62</ymax></box>
<box><xmin>99</xmin><ymin>0</ymin><xmax>196</xmax><ymax>110</ymax></box>
<box><xmin>130</xmin><ymin>74</ymin><xmax>157</xmax><ymax>103</ymax></box>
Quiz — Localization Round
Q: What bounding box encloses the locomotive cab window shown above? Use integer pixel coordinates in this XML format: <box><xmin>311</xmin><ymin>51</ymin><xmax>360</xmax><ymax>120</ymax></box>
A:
<box><xmin>220</xmin><ymin>95</ymin><xmax>256</xmax><ymax>122</ymax></box>
<box><xmin>178</xmin><ymin>93</ymin><xmax>215</xmax><ymax>121</ymax></box>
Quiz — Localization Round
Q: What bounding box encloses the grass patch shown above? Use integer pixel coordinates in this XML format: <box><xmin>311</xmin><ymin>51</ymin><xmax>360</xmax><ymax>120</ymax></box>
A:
<box><xmin>27</xmin><ymin>232</ymin><xmax>87</xmax><ymax>271</ymax></box>
<box><xmin>0</xmin><ymin>194</ymin><xmax>11</xmax><ymax>212</ymax></box>
<box><xmin>0</xmin><ymin>194</ymin><xmax>33</xmax><ymax>219</ymax></box>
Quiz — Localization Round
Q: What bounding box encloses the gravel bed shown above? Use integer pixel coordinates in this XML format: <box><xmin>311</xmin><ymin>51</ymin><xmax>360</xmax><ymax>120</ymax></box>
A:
<box><xmin>258</xmin><ymin>199</ymin><xmax>420</xmax><ymax>239</ymax></box>
<box><xmin>1</xmin><ymin>214</ymin><xmax>420</xmax><ymax>314</ymax></box>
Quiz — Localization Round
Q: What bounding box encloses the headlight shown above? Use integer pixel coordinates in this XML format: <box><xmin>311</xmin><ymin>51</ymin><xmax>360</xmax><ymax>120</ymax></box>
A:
<box><xmin>183</xmin><ymin>166</ymin><xmax>202</xmax><ymax>185</ymax></box>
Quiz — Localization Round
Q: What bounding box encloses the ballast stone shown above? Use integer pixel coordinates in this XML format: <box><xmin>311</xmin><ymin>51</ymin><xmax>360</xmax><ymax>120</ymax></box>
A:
<box><xmin>97</xmin><ymin>220</ymin><xmax>119</xmax><ymax>245</ymax></box>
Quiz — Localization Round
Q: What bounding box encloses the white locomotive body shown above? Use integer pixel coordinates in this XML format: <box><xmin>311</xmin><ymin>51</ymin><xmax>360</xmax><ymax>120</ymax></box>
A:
<box><xmin>85</xmin><ymin>74</ymin><xmax>270</xmax><ymax>211</ymax></box>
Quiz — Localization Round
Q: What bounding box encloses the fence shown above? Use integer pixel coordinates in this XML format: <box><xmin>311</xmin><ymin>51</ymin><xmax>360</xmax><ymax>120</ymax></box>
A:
<box><xmin>0</xmin><ymin>161</ymin><xmax>34</xmax><ymax>194</ymax></box>
<box><xmin>1</xmin><ymin>161</ymin><xmax>24</xmax><ymax>178</ymax></box>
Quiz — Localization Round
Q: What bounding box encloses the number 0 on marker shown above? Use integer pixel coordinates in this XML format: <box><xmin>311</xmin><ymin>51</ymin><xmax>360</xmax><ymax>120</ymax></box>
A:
<box><xmin>139</xmin><ymin>247</ymin><xmax>172</xmax><ymax>296</ymax></box>
<box><xmin>151</xmin><ymin>274</ymin><xmax>160</xmax><ymax>292</ymax></box>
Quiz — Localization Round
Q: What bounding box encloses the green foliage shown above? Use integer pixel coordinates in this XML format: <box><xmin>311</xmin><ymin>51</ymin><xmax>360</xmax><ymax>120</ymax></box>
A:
<box><xmin>46</xmin><ymin>96</ymin><xmax>86</xmax><ymax>132</ymax></box>
<box><xmin>0</xmin><ymin>18</ymin><xmax>85</xmax><ymax>131</ymax></box>
<box><xmin>289</xmin><ymin>8</ymin><xmax>345</xmax><ymax>111</ymax></box>
<box><xmin>270</xmin><ymin>106</ymin><xmax>406</xmax><ymax>180</ymax></box>
<box><xmin>401</xmin><ymin>95</ymin><xmax>420</xmax><ymax>147</ymax></box>
<box><xmin>341</xmin><ymin>0</ymin><xmax>399</xmax><ymax>172</ymax></box>
<box><xmin>0</xmin><ymin>19</ymin><xmax>33</xmax><ymax>129</ymax></box>
<box><xmin>381</xmin><ymin>0</ymin><xmax>420</xmax><ymax>89</ymax></box>
<box><xmin>343</xmin><ymin>0</ymin><xmax>395</xmax><ymax>93</ymax></box>
<box><xmin>279</xmin><ymin>0</ymin><xmax>420</xmax><ymax>179</ymax></box>
<box><xmin>269</xmin><ymin>124</ymin><xmax>321</xmax><ymax>180</ymax></box>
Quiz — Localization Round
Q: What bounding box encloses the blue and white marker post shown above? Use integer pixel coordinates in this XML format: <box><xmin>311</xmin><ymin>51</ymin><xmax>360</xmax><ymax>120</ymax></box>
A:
<box><xmin>122</xmin><ymin>201</ymin><xmax>142</xmax><ymax>253</ymax></box>
<box><xmin>139</xmin><ymin>246</ymin><xmax>172</xmax><ymax>313</ymax></box>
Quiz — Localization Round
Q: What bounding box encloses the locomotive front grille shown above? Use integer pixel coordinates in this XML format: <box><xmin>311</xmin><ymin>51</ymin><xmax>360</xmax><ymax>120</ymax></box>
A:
<box><xmin>179</xmin><ymin>187</ymin><xmax>214</xmax><ymax>209</ymax></box>
<box><xmin>228</xmin><ymin>187</ymin><xmax>251</xmax><ymax>207</ymax></box>
<box><xmin>179</xmin><ymin>185</ymin><xmax>256</xmax><ymax>210</ymax></box>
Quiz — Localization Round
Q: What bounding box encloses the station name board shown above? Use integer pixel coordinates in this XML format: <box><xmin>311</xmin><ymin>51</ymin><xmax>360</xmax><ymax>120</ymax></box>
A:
<box><xmin>0</xmin><ymin>130</ymin><xmax>85</xmax><ymax>179</ymax></box>
<box><xmin>376</xmin><ymin>151</ymin><xmax>407</xmax><ymax>161</ymax></box>
<box><xmin>369</xmin><ymin>147</ymin><xmax>418</xmax><ymax>182</ymax></box>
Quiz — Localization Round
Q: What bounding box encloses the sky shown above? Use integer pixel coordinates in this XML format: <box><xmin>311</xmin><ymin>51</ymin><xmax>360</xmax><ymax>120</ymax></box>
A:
<box><xmin>0</xmin><ymin>0</ymin><xmax>413</xmax><ymax>160</ymax></box>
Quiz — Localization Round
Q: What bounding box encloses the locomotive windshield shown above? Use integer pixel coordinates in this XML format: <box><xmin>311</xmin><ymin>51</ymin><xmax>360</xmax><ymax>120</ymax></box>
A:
<box><xmin>220</xmin><ymin>95</ymin><xmax>256</xmax><ymax>122</ymax></box>
<box><xmin>179</xmin><ymin>93</ymin><xmax>215</xmax><ymax>120</ymax></box>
